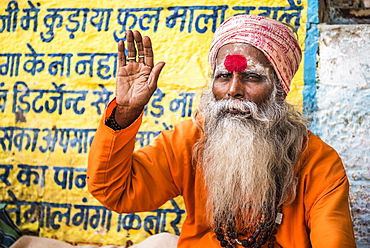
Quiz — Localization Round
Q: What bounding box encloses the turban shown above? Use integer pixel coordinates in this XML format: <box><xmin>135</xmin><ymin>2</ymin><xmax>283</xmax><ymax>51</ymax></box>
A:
<box><xmin>208</xmin><ymin>15</ymin><xmax>302</xmax><ymax>94</ymax></box>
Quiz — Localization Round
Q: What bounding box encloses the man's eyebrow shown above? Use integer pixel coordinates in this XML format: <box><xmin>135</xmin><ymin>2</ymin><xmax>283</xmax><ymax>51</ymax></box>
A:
<box><xmin>213</xmin><ymin>69</ymin><xmax>231</xmax><ymax>77</ymax></box>
<box><xmin>242</xmin><ymin>70</ymin><xmax>263</xmax><ymax>75</ymax></box>
<box><xmin>214</xmin><ymin>69</ymin><xmax>229</xmax><ymax>74</ymax></box>
<box><xmin>215</xmin><ymin>69</ymin><xmax>264</xmax><ymax>75</ymax></box>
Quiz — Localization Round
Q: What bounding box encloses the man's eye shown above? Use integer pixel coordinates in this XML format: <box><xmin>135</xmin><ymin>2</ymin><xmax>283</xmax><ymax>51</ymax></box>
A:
<box><xmin>245</xmin><ymin>74</ymin><xmax>262</xmax><ymax>81</ymax></box>
<box><xmin>216</xmin><ymin>73</ymin><xmax>231</xmax><ymax>79</ymax></box>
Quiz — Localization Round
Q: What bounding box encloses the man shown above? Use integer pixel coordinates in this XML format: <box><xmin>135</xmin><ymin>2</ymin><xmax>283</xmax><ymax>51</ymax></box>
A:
<box><xmin>87</xmin><ymin>15</ymin><xmax>356</xmax><ymax>247</ymax></box>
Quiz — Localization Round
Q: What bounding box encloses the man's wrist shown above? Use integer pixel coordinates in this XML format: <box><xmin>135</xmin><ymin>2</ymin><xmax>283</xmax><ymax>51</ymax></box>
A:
<box><xmin>114</xmin><ymin>105</ymin><xmax>143</xmax><ymax>128</ymax></box>
<box><xmin>105</xmin><ymin>107</ymin><xmax>124</xmax><ymax>131</ymax></box>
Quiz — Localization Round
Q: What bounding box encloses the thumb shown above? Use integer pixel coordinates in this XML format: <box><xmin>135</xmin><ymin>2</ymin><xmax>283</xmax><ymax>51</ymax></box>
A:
<box><xmin>148</xmin><ymin>61</ymin><xmax>166</xmax><ymax>89</ymax></box>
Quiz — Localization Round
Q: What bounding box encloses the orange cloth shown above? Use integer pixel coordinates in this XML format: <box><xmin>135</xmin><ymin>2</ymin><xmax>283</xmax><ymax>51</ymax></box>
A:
<box><xmin>87</xmin><ymin>101</ymin><xmax>356</xmax><ymax>248</ymax></box>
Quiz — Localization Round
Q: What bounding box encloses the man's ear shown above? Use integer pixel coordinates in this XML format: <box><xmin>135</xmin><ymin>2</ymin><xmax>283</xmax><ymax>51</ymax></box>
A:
<box><xmin>274</xmin><ymin>74</ymin><xmax>286</xmax><ymax>102</ymax></box>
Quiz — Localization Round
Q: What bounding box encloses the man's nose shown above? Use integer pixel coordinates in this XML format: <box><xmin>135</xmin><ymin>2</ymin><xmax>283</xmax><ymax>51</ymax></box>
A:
<box><xmin>227</xmin><ymin>75</ymin><xmax>245</xmax><ymax>99</ymax></box>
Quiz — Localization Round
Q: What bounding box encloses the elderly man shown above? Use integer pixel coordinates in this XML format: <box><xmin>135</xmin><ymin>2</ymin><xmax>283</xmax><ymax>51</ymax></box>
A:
<box><xmin>87</xmin><ymin>15</ymin><xmax>356</xmax><ymax>248</ymax></box>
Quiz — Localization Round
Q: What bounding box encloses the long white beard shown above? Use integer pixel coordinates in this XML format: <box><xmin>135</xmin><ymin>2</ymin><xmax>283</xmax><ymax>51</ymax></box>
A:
<box><xmin>194</xmin><ymin>89</ymin><xmax>306</xmax><ymax>232</ymax></box>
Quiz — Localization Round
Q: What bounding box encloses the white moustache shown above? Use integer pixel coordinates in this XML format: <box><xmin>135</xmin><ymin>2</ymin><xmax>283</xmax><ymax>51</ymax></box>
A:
<box><xmin>212</xmin><ymin>99</ymin><xmax>258</xmax><ymax>118</ymax></box>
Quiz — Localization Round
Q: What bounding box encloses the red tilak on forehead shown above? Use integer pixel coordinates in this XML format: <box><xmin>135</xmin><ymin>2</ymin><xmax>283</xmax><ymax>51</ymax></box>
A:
<box><xmin>224</xmin><ymin>54</ymin><xmax>247</xmax><ymax>72</ymax></box>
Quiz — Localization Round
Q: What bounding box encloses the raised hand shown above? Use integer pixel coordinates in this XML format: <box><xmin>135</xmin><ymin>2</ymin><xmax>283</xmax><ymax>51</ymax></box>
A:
<box><xmin>114</xmin><ymin>30</ymin><xmax>165</xmax><ymax>128</ymax></box>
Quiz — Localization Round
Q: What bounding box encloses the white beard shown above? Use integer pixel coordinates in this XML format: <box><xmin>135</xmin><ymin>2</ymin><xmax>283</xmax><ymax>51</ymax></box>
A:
<box><xmin>194</xmin><ymin>89</ymin><xmax>306</xmax><ymax>232</ymax></box>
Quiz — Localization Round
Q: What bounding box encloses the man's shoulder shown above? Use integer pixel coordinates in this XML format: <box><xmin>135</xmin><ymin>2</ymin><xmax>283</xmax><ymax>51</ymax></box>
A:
<box><xmin>299</xmin><ymin>130</ymin><xmax>346</xmax><ymax>181</ymax></box>
<box><xmin>174</xmin><ymin>118</ymin><xmax>198</xmax><ymax>128</ymax></box>
<box><xmin>160</xmin><ymin>118</ymin><xmax>202</xmax><ymax>142</ymax></box>
<box><xmin>305</xmin><ymin>131</ymin><xmax>340</xmax><ymax>159</ymax></box>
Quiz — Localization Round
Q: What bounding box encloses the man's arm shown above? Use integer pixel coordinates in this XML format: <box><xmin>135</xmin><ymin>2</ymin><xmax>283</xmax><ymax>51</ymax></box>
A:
<box><xmin>87</xmin><ymin>30</ymin><xmax>177</xmax><ymax>213</ymax></box>
<box><xmin>87</xmin><ymin>99</ymin><xmax>183</xmax><ymax>213</ymax></box>
<box><xmin>308</xmin><ymin>175</ymin><xmax>356</xmax><ymax>247</ymax></box>
<box><xmin>303</xmin><ymin>135</ymin><xmax>356</xmax><ymax>247</ymax></box>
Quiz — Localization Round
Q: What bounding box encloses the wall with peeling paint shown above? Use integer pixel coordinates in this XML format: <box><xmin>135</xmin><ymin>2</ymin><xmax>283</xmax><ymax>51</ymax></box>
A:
<box><xmin>311</xmin><ymin>24</ymin><xmax>370</xmax><ymax>247</ymax></box>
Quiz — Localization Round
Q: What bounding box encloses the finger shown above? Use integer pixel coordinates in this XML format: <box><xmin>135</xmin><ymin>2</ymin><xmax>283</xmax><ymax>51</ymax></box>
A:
<box><xmin>118</xmin><ymin>40</ymin><xmax>126</xmax><ymax>68</ymax></box>
<box><xmin>133</xmin><ymin>31</ymin><xmax>145</xmax><ymax>64</ymax></box>
<box><xmin>142</xmin><ymin>36</ymin><xmax>154</xmax><ymax>67</ymax></box>
<box><xmin>126</xmin><ymin>30</ymin><xmax>136</xmax><ymax>63</ymax></box>
<box><xmin>148</xmin><ymin>62</ymin><xmax>165</xmax><ymax>91</ymax></box>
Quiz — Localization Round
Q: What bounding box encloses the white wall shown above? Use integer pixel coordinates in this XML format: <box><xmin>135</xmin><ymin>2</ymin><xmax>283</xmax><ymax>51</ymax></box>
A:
<box><xmin>316</xmin><ymin>24</ymin><xmax>370</xmax><ymax>246</ymax></box>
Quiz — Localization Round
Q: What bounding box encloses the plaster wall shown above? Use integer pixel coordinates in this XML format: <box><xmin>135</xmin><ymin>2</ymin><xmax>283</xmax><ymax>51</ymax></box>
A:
<box><xmin>314</xmin><ymin>24</ymin><xmax>370</xmax><ymax>246</ymax></box>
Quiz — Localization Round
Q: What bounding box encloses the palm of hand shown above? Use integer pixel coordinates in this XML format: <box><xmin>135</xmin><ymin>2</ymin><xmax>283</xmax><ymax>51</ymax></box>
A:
<box><xmin>116</xmin><ymin>62</ymin><xmax>154</xmax><ymax>109</ymax></box>
<box><xmin>115</xmin><ymin>30</ymin><xmax>165</xmax><ymax>113</ymax></box>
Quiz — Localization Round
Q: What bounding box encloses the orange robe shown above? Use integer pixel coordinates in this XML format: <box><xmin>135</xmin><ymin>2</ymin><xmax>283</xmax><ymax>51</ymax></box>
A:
<box><xmin>87</xmin><ymin>101</ymin><xmax>356</xmax><ymax>248</ymax></box>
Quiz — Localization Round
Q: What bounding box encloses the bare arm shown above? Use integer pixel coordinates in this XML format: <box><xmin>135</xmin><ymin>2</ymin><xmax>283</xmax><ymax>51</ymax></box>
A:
<box><xmin>114</xmin><ymin>30</ymin><xmax>165</xmax><ymax>128</ymax></box>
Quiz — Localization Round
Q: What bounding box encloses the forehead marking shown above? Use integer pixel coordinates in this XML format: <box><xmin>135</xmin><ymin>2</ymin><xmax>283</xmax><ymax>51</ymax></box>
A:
<box><xmin>223</xmin><ymin>54</ymin><xmax>247</xmax><ymax>72</ymax></box>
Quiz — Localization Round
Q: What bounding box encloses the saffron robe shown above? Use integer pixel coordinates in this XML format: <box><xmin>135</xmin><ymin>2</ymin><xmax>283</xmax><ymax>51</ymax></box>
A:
<box><xmin>87</xmin><ymin>101</ymin><xmax>356</xmax><ymax>248</ymax></box>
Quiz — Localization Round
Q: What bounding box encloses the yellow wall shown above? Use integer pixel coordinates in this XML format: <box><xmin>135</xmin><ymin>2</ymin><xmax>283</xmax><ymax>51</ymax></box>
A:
<box><xmin>0</xmin><ymin>0</ymin><xmax>307</xmax><ymax>245</ymax></box>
